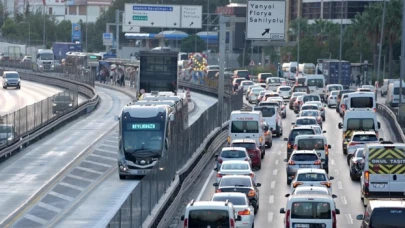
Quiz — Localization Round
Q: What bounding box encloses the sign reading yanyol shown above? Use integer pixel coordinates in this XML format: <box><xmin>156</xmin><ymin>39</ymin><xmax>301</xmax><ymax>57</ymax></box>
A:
<box><xmin>246</xmin><ymin>0</ymin><xmax>286</xmax><ymax>40</ymax></box>
<box><xmin>181</xmin><ymin>5</ymin><xmax>202</xmax><ymax>28</ymax></box>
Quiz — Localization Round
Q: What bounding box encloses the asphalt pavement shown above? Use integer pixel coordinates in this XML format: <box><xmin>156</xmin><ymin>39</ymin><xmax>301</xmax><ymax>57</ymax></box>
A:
<box><xmin>175</xmin><ymin>96</ymin><xmax>396</xmax><ymax>228</ymax></box>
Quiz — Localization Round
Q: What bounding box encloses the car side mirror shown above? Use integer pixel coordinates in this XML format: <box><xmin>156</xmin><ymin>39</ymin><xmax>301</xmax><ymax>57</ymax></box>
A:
<box><xmin>214</xmin><ymin>167</ymin><xmax>218</xmax><ymax>171</ymax></box>
<box><xmin>236</xmin><ymin>215</ymin><xmax>242</xmax><ymax>221</ymax></box>
<box><xmin>336</xmin><ymin>209</ymin><xmax>340</xmax><ymax>215</ymax></box>
<box><xmin>291</xmin><ymin>122</ymin><xmax>295</xmax><ymax>125</ymax></box>
<box><xmin>280</xmin><ymin>208</ymin><xmax>286</xmax><ymax>214</ymax></box>
<box><xmin>296</xmin><ymin>114</ymin><xmax>299</xmax><ymax>117</ymax></box>
<box><xmin>323</xmin><ymin>130</ymin><xmax>327</xmax><ymax>133</ymax></box>
<box><xmin>338</xmin><ymin>123</ymin><xmax>343</xmax><ymax>129</ymax></box>
<box><xmin>270</xmin><ymin>128</ymin><xmax>273</xmax><ymax>131</ymax></box>
<box><xmin>170</xmin><ymin>113</ymin><xmax>175</xmax><ymax>121</ymax></box>
<box><xmin>328</xmin><ymin>145</ymin><xmax>331</xmax><ymax>149</ymax></box>
<box><xmin>329</xmin><ymin>176</ymin><xmax>334</xmax><ymax>180</ymax></box>
<box><xmin>285</xmin><ymin>194</ymin><xmax>290</xmax><ymax>197</ymax></box>
<box><xmin>165</xmin><ymin>138</ymin><xmax>169</xmax><ymax>150</ymax></box>
<box><xmin>114</xmin><ymin>114</ymin><xmax>119</xmax><ymax>121</ymax></box>
<box><xmin>321</xmin><ymin>158</ymin><xmax>325</xmax><ymax>162</ymax></box>
<box><xmin>180</xmin><ymin>215</ymin><xmax>184</xmax><ymax>221</ymax></box>
<box><xmin>283</xmin><ymin>138</ymin><xmax>288</xmax><ymax>141</ymax></box>
<box><xmin>378</xmin><ymin>122</ymin><xmax>381</xmax><ymax>129</ymax></box>
<box><xmin>332</xmin><ymin>194</ymin><xmax>337</xmax><ymax>198</ymax></box>
<box><xmin>213</xmin><ymin>183</ymin><xmax>219</xmax><ymax>187</ymax></box>
<box><xmin>283</xmin><ymin>158</ymin><xmax>288</xmax><ymax>162</ymax></box>
<box><xmin>324</xmin><ymin>104</ymin><xmax>327</xmax><ymax>107</ymax></box>
<box><xmin>214</xmin><ymin>154</ymin><xmax>218</xmax><ymax>158</ymax></box>
<box><xmin>256</xmin><ymin>183</ymin><xmax>261</xmax><ymax>187</ymax></box>
<box><xmin>356</xmin><ymin>214</ymin><xmax>364</xmax><ymax>220</ymax></box>
<box><xmin>379</xmin><ymin>138</ymin><xmax>384</xmax><ymax>141</ymax></box>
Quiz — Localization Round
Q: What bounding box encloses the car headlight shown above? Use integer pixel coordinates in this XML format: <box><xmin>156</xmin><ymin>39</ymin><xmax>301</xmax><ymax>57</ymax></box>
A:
<box><xmin>119</xmin><ymin>162</ymin><xmax>129</xmax><ymax>172</ymax></box>
<box><xmin>7</xmin><ymin>136</ymin><xmax>14</xmax><ymax>141</ymax></box>
<box><xmin>40</xmin><ymin>65</ymin><xmax>43</xmax><ymax>68</ymax></box>
<box><xmin>51</xmin><ymin>65</ymin><xmax>54</xmax><ymax>68</ymax></box>
<box><xmin>53</xmin><ymin>104</ymin><xmax>57</xmax><ymax>106</ymax></box>
<box><xmin>69</xmin><ymin>103</ymin><xmax>72</xmax><ymax>107</ymax></box>
<box><xmin>4</xmin><ymin>79</ymin><xmax>7</xmax><ymax>82</ymax></box>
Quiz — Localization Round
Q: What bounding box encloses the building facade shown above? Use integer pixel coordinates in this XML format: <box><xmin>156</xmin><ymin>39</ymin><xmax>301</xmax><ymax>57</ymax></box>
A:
<box><xmin>9</xmin><ymin>0</ymin><xmax>111</xmax><ymax>23</ymax></box>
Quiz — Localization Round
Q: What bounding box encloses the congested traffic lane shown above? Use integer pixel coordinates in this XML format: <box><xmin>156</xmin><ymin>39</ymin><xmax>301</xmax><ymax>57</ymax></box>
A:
<box><xmin>183</xmin><ymin>96</ymin><xmax>395</xmax><ymax>228</ymax></box>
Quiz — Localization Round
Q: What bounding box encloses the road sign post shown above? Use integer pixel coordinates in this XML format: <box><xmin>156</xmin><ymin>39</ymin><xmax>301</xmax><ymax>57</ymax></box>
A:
<box><xmin>246</xmin><ymin>0</ymin><xmax>286</xmax><ymax>41</ymax></box>
<box><xmin>103</xmin><ymin>33</ymin><xmax>113</xmax><ymax>46</ymax></box>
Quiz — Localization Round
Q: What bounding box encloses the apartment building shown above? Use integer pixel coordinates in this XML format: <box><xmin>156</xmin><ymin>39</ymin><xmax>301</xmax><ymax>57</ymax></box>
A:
<box><xmin>9</xmin><ymin>0</ymin><xmax>111</xmax><ymax>23</ymax></box>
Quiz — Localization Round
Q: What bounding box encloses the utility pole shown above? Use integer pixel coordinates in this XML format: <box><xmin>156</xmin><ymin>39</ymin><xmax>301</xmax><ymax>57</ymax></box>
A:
<box><xmin>399</xmin><ymin>0</ymin><xmax>405</xmax><ymax>106</ymax></box>
<box><xmin>206</xmin><ymin>0</ymin><xmax>210</xmax><ymax>62</ymax></box>
<box><xmin>115</xmin><ymin>9</ymin><xmax>120</xmax><ymax>56</ymax></box>
<box><xmin>43</xmin><ymin>5</ymin><xmax>46</xmax><ymax>47</ymax></box>
<box><xmin>376</xmin><ymin>0</ymin><xmax>387</xmax><ymax>99</ymax></box>
<box><xmin>85</xmin><ymin>4</ymin><xmax>88</xmax><ymax>51</ymax></box>
<box><xmin>218</xmin><ymin>15</ymin><xmax>226</xmax><ymax>127</ymax></box>
<box><xmin>338</xmin><ymin>0</ymin><xmax>343</xmax><ymax>84</ymax></box>
<box><xmin>297</xmin><ymin>19</ymin><xmax>300</xmax><ymax>65</ymax></box>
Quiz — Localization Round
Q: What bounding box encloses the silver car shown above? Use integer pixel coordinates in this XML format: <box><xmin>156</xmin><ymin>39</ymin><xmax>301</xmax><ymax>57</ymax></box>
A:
<box><xmin>346</xmin><ymin>131</ymin><xmax>382</xmax><ymax>165</ymax></box>
<box><xmin>239</xmin><ymin>81</ymin><xmax>255</xmax><ymax>94</ymax></box>
<box><xmin>292</xmin><ymin>117</ymin><xmax>318</xmax><ymax>128</ymax></box>
<box><xmin>0</xmin><ymin>124</ymin><xmax>15</xmax><ymax>144</ymax></box>
<box><xmin>215</xmin><ymin>147</ymin><xmax>251</xmax><ymax>170</ymax></box>
<box><xmin>284</xmin><ymin>150</ymin><xmax>322</xmax><ymax>185</ymax></box>
<box><xmin>247</xmin><ymin>87</ymin><xmax>265</xmax><ymax>103</ymax></box>
<box><xmin>2</xmin><ymin>71</ymin><xmax>21</xmax><ymax>89</ymax></box>
<box><xmin>305</xmin><ymin>101</ymin><xmax>326</xmax><ymax>121</ymax></box>
<box><xmin>214</xmin><ymin>160</ymin><xmax>255</xmax><ymax>183</ymax></box>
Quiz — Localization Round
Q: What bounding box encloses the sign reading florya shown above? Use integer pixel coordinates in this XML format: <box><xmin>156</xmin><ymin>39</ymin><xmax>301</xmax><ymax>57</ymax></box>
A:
<box><xmin>246</xmin><ymin>0</ymin><xmax>286</xmax><ymax>40</ymax></box>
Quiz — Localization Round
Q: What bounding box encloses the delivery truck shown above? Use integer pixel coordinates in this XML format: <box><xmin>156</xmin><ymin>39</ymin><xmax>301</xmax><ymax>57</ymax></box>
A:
<box><xmin>322</xmin><ymin>60</ymin><xmax>351</xmax><ymax>88</ymax></box>
<box><xmin>52</xmin><ymin>42</ymin><xmax>82</xmax><ymax>62</ymax></box>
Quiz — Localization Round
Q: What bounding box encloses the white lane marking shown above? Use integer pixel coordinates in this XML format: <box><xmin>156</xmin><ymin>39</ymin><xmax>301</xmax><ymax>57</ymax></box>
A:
<box><xmin>75</xmin><ymin>166</ymin><xmax>104</xmax><ymax>175</ymax></box>
<box><xmin>67</xmin><ymin>174</ymin><xmax>94</xmax><ymax>182</ymax></box>
<box><xmin>59</xmin><ymin>181</ymin><xmax>85</xmax><ymax>191</ymax></box>
<box><xmin>271</xmin><ymin>181</ymin><xmax>276</xmax><ymax>189</ymax></box>
<box><xmin>337</xmin><ymin>181</ymin><xmax>343</xmax><ymax>190</ymax></box>
<box><xmin>269</xmin><ymin>195</ymin><xmax>274</xmax><ymax>204</ymax></box>
<box><xmin>277</xmin><ymin>151</ymin><xmax>281</xmax><ymax>156</ymax></box>
<box><xmin>268</xmin><ymin>212</ymin><xmax>274</xmax><ymax>222</ymax></box>
<box><xmin>334</xmin><ymin>169</ymin><xmax>339</xmax><ymax>177</ymax></box>
<box><xmin>346</xmin><ymin>214</ymin><xmax>354</xmax><ymax>224</ymax></box>
<box><xmin>82</xmin><ymin>160</ymin><xmax>112</xmax><ymax>168</ymax></box>
<box><xmin>331</xmin><ymin>159</ymin><xmax>335</xmax><ymax>165</ymax></box>
<box><xmin>275</xmin><ymin>160</ymin><xmax>279</xmax><ymax>165</ymax></box>
<box><xmin>105</xmin><ymin>139</ymin><xmax>117</xmax><ymax>143</ymax></box>
<box><xmin>101</xmin><ymin>144</ymin><xmax>116</xmax><ymax>149</ymax></box>
<box><xmin>89</xmin><ymin>153</ymin><xmax>117</xmax><ymax>161</ymax></box>
<box><xmin>341</xmin><ymin>196</ymin><xmax>347</xmax><ymax>204</ymax></box>
<box><xmin>273</xmin><ymin>169</ymin><xmax>278</xmax><ymax>175</ymax></box>
<box><xmin>37</xmin><ymin>202</ymin><xmax>62</xmax><ymax>213</ymax></box>
<box><xmin>48</xmin><ymin>191</ymin><xmax>74</xmax><ymax>202</ymax></box>
<box><xmin>197</xmin><ymin>170</ymin><xmax>215</xmax><ymax>201</ymax></box>
<box><xmin>24</xmin><ymin>214</ymin><xmax>47</xmax><ymax>225</ymax></box>
<box><xmin>95</xmin><ymin>148</ymin><xmax>116</xmax><ymax>154</ymax></box>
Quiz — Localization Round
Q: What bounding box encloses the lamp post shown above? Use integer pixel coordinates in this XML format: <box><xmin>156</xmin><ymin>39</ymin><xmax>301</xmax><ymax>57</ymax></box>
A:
<box><xmin>338</xmin><ymin>0</ymin><xmax>344</xmax><ymax>84</ymax></box>
<box><xmin>206</xmin><ymin>0</ymin><xmax>210</xmax><ymax>61</ymax></box>
<box><xmin>399</xmin><ymin>0</ymin><xmax>405</xmax><ymax>106</ymax></box>
<box><xmin>43</xmin><ymin>5</ymin><xmax>46</xmax><ymax>47</ymax></box>
<box><xmin>20</xmin><ymin>22</ymin><xmax>30</xmax><ymax>51</ymax></box>
<box><xmin>377</xmin><ymin>0</ymin><xmax>387</xmax><ymax>98</ymax></box>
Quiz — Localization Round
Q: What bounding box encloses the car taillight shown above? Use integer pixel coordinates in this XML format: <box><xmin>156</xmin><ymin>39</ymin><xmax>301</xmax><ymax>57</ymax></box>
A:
<box><xmin>216</xmin><ymin>189</ymin><xmax>222</xmax><ymax>193</ymax></box>
<box><xmin>321</xmin><ymin>181</ymin><xmax>331</xmax><ymax>188</ymax></box>
<box><xmin>184</xmin><ymin>218</ymin><xmax>188</xmax><ymax>228</ymax></box>
<box><xmin>373</xmin><ymin>108</ymin><xmax>377</xmax><ymax>112</ymax></box>
<box><xmin>349</xmin><ymin>142</ymin><xmax>358</xmax><ymax>146</ymax></box>
<box><xmin>217</xmin><ymin>173</ymin><xmax>222</xmax><ymax>178</ymax></box>
<box><xmin>245</xmin><ymin>157</ymin><xmax>250</xmax><ymax>161</ymax></box>
<box><xmin>238</xmin><ymin>209</ymin><xmax>251</xmax><ymax>215</ymax></box>
<box><xmin>293</xmin><ymin>182</ymin><xmax>303</xmax><ymax>188</ymax></box>
<box><xmin>287</xmin><ymin>143</ymin><xmax>292</xmax><ymax>149</ymax></box>
<box><xmin>294</xmin><ymin>145</ymin><xmax>298</xmax><ymax>150</ymax></box>
<box><xmin>288</xmin><ymin>160</ymin><xmax>295</xmax><ymax>165</ymax></box>
<box><xmin>218</xmin><ymin>158</ymin><xmax>223</xmax><ymax>163</ymax></box>
<box><xmin>249</xmin><ymin>173</ymin><xmax>255</xmax><ymax>178</ymax></box>
<box><xmin>286</xmin><ymin>210</ymin><xmax>291</xmax><ymax>228</ymax></box>
<box><xmin>248</xmin><ymin>190</ymin><xmax>255</xmax><ymax>197</ymax></box>
<box><xmin>259</xmin><ymin>136</ymin><xmax>263</xmax><ymax>143</ymax></box>
<box><xmin>314</xmin><ymin>160</ymin><xmax>321</xmax><ymax>165</ymax></box>
<box><xmin>332</xmin><ymin>210</ymin><xmax>337</xmax><ymax>228</ymax></box>
<box><xmin>230</xmin><ymin>218</ymin><xmax>235</xmax><ymax>228</ymax></box>
<box><xmin>325</xmin><ymin>144</ymin><xmax>329</xmax><ymax>155</ymax></box>
<box><xmin>364</xmin><ymin>171</ymin><xmax>369</xmax><ymax>187</ymax></box>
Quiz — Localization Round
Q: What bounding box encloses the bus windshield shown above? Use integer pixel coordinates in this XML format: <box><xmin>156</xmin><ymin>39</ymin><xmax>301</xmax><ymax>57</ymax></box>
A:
<box><xmin>123</xmin><ymin>121</ymin><xmax>164</xmax><ymax>153</ymax></box>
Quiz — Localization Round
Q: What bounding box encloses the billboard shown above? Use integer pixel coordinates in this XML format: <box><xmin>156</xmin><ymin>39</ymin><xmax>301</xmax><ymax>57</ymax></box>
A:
<box><xmin>71</xmin><ymin>23</ymin><xmax>81</xmax><ymax>43</ymax></box>
<box><xmin>66</xmin><ymin>0</ymin><xmax>87</xmax><ymax>5</ymax></box>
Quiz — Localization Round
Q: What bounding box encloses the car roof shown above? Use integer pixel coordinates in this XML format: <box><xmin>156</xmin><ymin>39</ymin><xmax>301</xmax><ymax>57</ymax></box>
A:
<box><xmin>288</xmin><ymin>194</ymin><xmax>333</xmax><ymax>201</ymax></box>
<box><xmin>352</xmin><ymin>131</ymin><xmax>377</xmax><ymax>135</ymax></box>
<box><xmin>292</xmin><ymin>150</ymin><xmax>318</xmax><ymax>154</ymax></box>
<box><xmin>291</xmin><ymin>126</ymin><xmax>317</xmax><ymax>130</ymax></box>
<box><xmin>221</xmin><ymin>160</ymin><xmax>251</xmax><ymax>165</ymax></box>
<box><xmin>305</xmin><ymin>101</ymin><xmax>322</xmax><ymax>104</ymax></box>
<box><xmin>297</xmin><ymin>117</ymin><xmax>317</xmax><ymax>120</ymax></box>
<box><xmin>369</xmin><ymin>199</ymin><xmax>405</xmax><ymax>208</ymax></box>
<box><xmin>296</xmin><ymin>168</ymin><xmax>327</xmax><ymax>174</ymax></box>
<box><xmin>221</xmin><ymin>175</ymin><xmax>252</xmax><ymax>180</ymax></box>
<box><xmin>4</xmin><ymin>71</ymin><xmax>18</xmax><ymax>74</ymax></box>
<box><xmin>221</xmin><ymin>147</ymin><xmax>247</xmax><ymax>151</ymax></box>
<box><xmin>213</xmin><ymin>192</ymin><xmax>247</xmax><ymax>198</ymax></box>
<box><xmin>302</xmin><ymin>103</ymin><xmax>319</xmax><ymax>106</ymax></box>
<box><xmin>231</xmin><ymin>139</ymin><xmax>256</xmax><ymax>143</ymax></box>
<box><xmin>188</xmin><ymin>201</ymin><xmax>234</xmax><ymax>207</ymax></box>
<box><xmin>295</xmin><ymin>135</ymin><xmax>325</xmax><ymax>140</ymax></box>
<box><xmin>294</xmin><ymin>186</ymin><xmax>329</xmax><ymax>192</ymax></box>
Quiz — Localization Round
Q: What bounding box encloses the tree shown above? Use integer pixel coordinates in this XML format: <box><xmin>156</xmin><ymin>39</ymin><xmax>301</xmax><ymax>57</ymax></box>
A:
<box><xmin>55</xmin><ymin>20</ymin><xmax>72</xmax><ymax>42</ymax></box>
<box><xmin>237</xmin><ymin>48</ymin><xmax>251</xmax><ymax>67</ymax></box>
<box><xmin>180</xmin><ymin>35</ymin><xmax>205</xmax><ymax>52</ymax></box>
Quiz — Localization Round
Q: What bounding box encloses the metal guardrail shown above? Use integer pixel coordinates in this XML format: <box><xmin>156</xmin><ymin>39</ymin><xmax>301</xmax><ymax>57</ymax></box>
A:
<box><xmin>376</xmin><ymin>103</ymin><xmax>405</xmax><ymax>143</ymax></box>
<box><xmin>0</xmin><ymin>69</ymin><xmax>99</xmax><ymax>161</ymax></box>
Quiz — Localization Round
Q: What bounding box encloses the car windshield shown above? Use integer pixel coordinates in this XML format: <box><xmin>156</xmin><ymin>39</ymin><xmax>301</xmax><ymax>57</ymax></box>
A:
<box><xmin>328</xmin><ymin>86</ymin><xmax>342</xmax><ymax>91</ymax></box>
<box><xmin>0</xmin><ymin>125</ymin><xmax>12</xmax><ymax>133</ymax></box>
<box><xmin>268</xmin><ymin>78</ymin><xmax>281</xmax><ymax>83</ymax></box>
<box><xmin>291</xmin><ymin>153</ymin><xmax>318</xmax><ymax>161</ymax></box>
<box><xmin>347</xmin><ymin>118</ymin><xmax>375</xmax><ymax>130</ymax></box>
<box><xmin>279</xmin><ymin>87</ymin><xmax>291</xmax><ymax>91</ymax></box>
<box><xmin>330</xmin><ymin>91</ymin><xmax>339</xmax><ymax>96</ymax></box>
<box><xmin>220</xmin><ymin>150</ymin><xmax>246</xmax><ymax>158</ymax></box>
<box><xmin>301</xmin><ymin>111</ymin><xmax>319</xmax><ymax>117</ymax></box>
<box><xmin>252</xmin><ymin>88</ymin><xmax>264</xmax><ymax>94</ymax></box>
<box><xmin>212</xmin><ymin>196</ymin><xmax>247</xmax><ymax>206</ymax></box>
<box><xmin>237</xmin><ymin>71</ymin><xmax>249</xmax><ymax>77</ymax></box>
<box><xmin>231</xmin><ymin>143</ymin><xmax>256</xmax><ymax>150</ymax></box>
<box><xmin>293</xmin><ymin>87</ymin><xmax>309</xmax><ymax>92</ymax></box>
<box><xmin>370</xmin><ymin>208</ymin><xmax>405</xmax><ymax>228</ymax></box>
<box><xmin>297</xmin><ymin>139</ymin><xmax>325</xmax><ymax>150</ymax></box>
<box><xmin>221</xmin><ymin>163</ymin><xmax>250</xmax><ymax>170</ymax></box>
<box><xmin>54</xmin><ymin>95</ymin><xmax>72</xmax><ymax>102</ymax></box>
<box><xmin>356</xmin><ymin>149</ymin><xmax>364</xmax><ymax>157</ymax></box>
<box><xmin>296</xmin><ymin>118</ymin><xmax>317</xmax><ymax>125</ymax></box>
<box><xmin>220</xmin><ymin>178</ymin><xmax>252</xmax><ymax>187</ymax></box>
<box><xmin>351</xmin><ymin>97</ymin><xmax>373</xmax><ymax>108</ymax></box>
<box><xmin>188</xmin><ymin>210</ymin><xmax>230</xmax><ymax>227</ymax></box>
<box><xmin>231</xmin><ymin>121</ymin><xmax>259</xmax><ymax>133</ymax></box>
<box><xmin>290</xmin><ymin>129</ymin><xmax>315</xmax><ymax>141</ymax></box>
<box><xmin>254</xmin><ymin>107</ymin><xmax>275</xmax><ymax>117</ymax></box>
<box><xmin>301</xmin><ymin>105</ymin><xmax>318</xmax><ymax>111</ymax></box>
<box><xmin>303</xmin><ymin>96</ymin><xmax>320</xmax><ymax>102</ymax></box>
<box><xmin>313</xmin><ymin>127</ymin><xmax>322</xmax><ymax>134</ymax></box>
<box><xmin>307</xmin><ymin>79</ymin><xmax>324</xmax><ymax>87</ymax></box>
<box><xmin>123</xmin><ymin>122</ymin><xmax>164</xmax><ymax>152</ymax></box>
<box><xmin>290</xmin><ymin>67</ymin><xmax>297</xmax><ymax>73</ymax></box>
<box><xmin>291</xmin><ymin>202</ymin><xmax>331</xmax><ymax>219</ymax></box>
<box><xmin>352</xmin><ymin>134</ymin><xmax>378</xmax><ymax>141</ymax></box>
<box><xmin>40</xmin><ymin>53</ymin><xmax>54</xmax><ymax>60</ymax></box>
<box><xmin>259</xmin><ymin>91</ymin><xmax>266</xmax><ymax>96</ymax></box>
<box><xmin>294</xmin><ymin>189</ymin><xmax>328</xmax><ymax>195</ymax></box>
<box><xmin>242</xmin><ymin>81</ymin><xmax>254</xmax><ymax>86</ymax></box>
<box><xmin>5</xmin><ymin>73</ymin><xmax>19</xmax><ymax>79</ymax></box>
<box><xmin>297</xmin><ymin>173</ymin><xmax>327</xmax><ymax>181</ymax></box>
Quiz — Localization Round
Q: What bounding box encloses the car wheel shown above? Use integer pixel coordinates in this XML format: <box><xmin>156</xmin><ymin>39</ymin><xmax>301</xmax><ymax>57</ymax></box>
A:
<box><xmin>261</xmin><ymin>152</ymin><xmax>265</xmax><ymax>159</ymax></box>
<box><xmin>347</xmin><ymin>155</ymin><xmax>352</xmax><ymax>165</ymax></box>
<box><xmin>287</xmin><ymin>177</ymin><xmax>292</xmax><ymax>185</ymax></box>
<box><xmin>343</xmin><ymin>148</ymin><xmax>347</xmax><ymax>155</ymax></box>
<box><xmin>328</xmin><ymin>104</ymin><xmax>331</xmax><ymax>108</ymax></box>
<box><xmin>119</xmin><ymin>174</ymin><xmax>126</xmax><ymax>180</ymax></box>
<box><xmin>17</xmin><ymin>86</ymin><xmax>21</xmax><ymax>89</ymax></box>
<box><xmin>350</xmin><ymin>173</ymin><xmax>357</xmax><ymax>181</ymax></box>
<box><xmin>252</xmin><ymin>223</ymin><xmax>254</xmax><ymax>228</ymax></box>
<box><xmin>322</xmin><ymin>117</ymin><xmax>325</xmax><ymax>121</ymax></box>
<box><xmin>269</xmin><ymin>142</ymin><xmax>272</xmax><ymax>148</ymax></box>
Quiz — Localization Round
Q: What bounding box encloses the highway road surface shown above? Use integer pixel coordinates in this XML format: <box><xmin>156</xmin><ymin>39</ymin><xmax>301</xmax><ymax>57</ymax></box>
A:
<box><xmin>172</xmin><ymin>97</ymin><xmax>396</xmax><ymax>228</ymax></box>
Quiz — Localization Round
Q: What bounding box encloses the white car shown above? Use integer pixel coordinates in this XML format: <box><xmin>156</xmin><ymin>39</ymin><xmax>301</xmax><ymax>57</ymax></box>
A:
<box><xmin>287</xmin><ymin>186</ymin><xmax>337</xmax><ymax>197</ymax></box>
<box><xmin>362</xmin><ymin>85</ymin><xmax>376</xmax><ymax>93</ymax></box>
<box><xmin>211</xmin><ymin>192</ymin><xmax>255</xmax><ymax>228</ymax></box>
<box><xmin>280</xmin><ymin>194</ymin><xmax>341</xmax><ymax>228</ymax></box>
<box><xmin>291</xmin><ymin>168</ymin><xmax>334</xmax><ymax>193</ymax></box>
<box><xmin>327</xmin><ymin>90</ymin><xmax>339</xmax><ymax>108</ymax></box>
<box><xmin>214</xmin><ymin>160</ymin><xmax>255</xmax><ymax>183</ymax></box>
<box><xmin>292</xmin><ymin>117</ymin><xmax>318</xmax><ymax>128</ymax></box>
<box><xmin>239</xmin><ymin>80</ymin><xmax>255</xmax><ymax>94</ymax></box>
<box><xmin>346</xmin><ymin>131</ymin><xmax>381</xmax><ymax>165</ymax></box>
<box><xmin>267</xmin><ymin>97</ymin><xmax>287</xmax><ymax>118</ymax></box>
<box><xmin>305</xmin><ymin>101</ymin><xmax>326</xmax><ymax>121</ymax></box>
<box><xmin>276</xmin><ymin>86</ymin><xmax>292</xmax><ymax>99</ymax></box>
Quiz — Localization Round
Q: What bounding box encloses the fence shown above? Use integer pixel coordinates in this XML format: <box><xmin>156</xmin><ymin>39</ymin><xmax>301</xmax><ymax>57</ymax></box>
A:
<box><xmin>0</xmin><ymin>90</ymin><xmax>79</xmax><ymax>150</ymax></box>
<box><xmin>106</xmin><ymin>90</ymin><xmax>243</xmax><ymax>228</ymax></box>
<box><xmin>376</xmin><ymin>103</ymin><xmax>405</xmax><ymax>143</ymax></box>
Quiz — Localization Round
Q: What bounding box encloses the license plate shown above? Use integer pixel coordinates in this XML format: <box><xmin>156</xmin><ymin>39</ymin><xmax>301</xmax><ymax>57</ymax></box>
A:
<box><xmin>299</xmin><ymin>165</ymin><xmax>310</xmax><ymax>168</ymax></box>
<box><xmin>372</xmin><ymin>183</ymin><xmax>387</xmax><ymax>188</ymax></box>
<box><xmin>295</xmin><ymin>224</ymin><xmax>310</xmax><ymax>228</ymax></box>
<box><xmin>136</xmin><ymin>169</ymin><xmax>150</xmax><ymax>174</ymax></box>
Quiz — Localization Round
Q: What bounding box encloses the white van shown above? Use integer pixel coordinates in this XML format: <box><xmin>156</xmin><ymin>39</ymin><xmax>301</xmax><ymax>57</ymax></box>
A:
<box><xmin>347</xmin><ymin>92</ymin><xmax>376</xmax><ymax>112</ymax></box>
<box><xmin>360</xmin><ymin>143</ymin><xmax>405</xmax><ymax>206</ymax></box>
<box><xmin>282</xmin><ymin>63</ymin><xmax>290</xmax><ymax>79</ymax></box>
<box><xmin>304</xmin><ymin>74</ymin><xmax>326</xmax><ymax>100</ymax></box>
<box><xmin>280</xmin><ymin>194</ymin><xmax>341</xmax><ymax>228</ymax></box>
<box><xmin>299</xmin><ymin>63</ymin><xmax>316</xmax><ymax>76</ymax></box>
<box><xmin>289</xmin><ymin>62</ymin><xmax>298</xmax><ymax>80</ymax></box>
<box><xmin>386</xmin><ymin>80</ymin><xmax>405</xmax><ymax>107</ymax></box>
<box><xmin>228</xmin><ymin>110</ymin><xmax>266</xmax><ymax>153</ymax></box>
<box><xmin>325</xmin><ymin>84</ymin><xmax>343</xmax><ymax>99</ymax></box>
<box><xmin>253</xmin><ymin>105</ymin><xmax>283</xmax><ymax>137</ymax></box>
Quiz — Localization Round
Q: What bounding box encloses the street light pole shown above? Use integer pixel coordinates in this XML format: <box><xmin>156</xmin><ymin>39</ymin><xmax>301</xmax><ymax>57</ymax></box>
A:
<box><xmin>377</xmin><ymin>0</ymin><xmax>387</xmax><ymax>99</ymax></box>
<box><xmin>206</xmin><ymin>0</ymin><xmax>210</xmax><ymax>62</ymax></box>
<box><xmin>399</xmin><ymin>0</ymin><xmax>405</xmax><ymax>106</ymax></box>
<box><xmin>297</xmin><ymin>19</ymin><xmax>300</xmax><ymax>65</ymax></box>
<box><xmin>338</xmin><ymin>0</ymin><xmax>343</xmax><ymax>84</ymax></box>
<box><xmin>85</xmin><ymin>4</ymin><xmax>88</xmax><ymax>51</ymax></box>
<box><xmin>43</xmin><ymin>5</ymin><xmax>46</xmax><ymax>47</ymax></box>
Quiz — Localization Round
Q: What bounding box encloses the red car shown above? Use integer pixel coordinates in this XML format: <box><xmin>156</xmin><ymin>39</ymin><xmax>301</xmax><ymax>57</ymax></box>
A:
<box><xmin>230</xmin><ymin>139</ymin><xmax>262</xmax><ymax>170</ymax></box>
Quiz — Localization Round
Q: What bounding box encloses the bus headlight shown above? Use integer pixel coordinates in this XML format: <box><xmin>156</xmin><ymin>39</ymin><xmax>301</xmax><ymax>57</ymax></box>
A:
<box><xmin>119</xmin><ymin>162</ymin><xmax>129</xmax><ymax>172</ymax></box>
<box><xmin>259</xmin><ymin>136</ymin><xmax>263</xmax><ymax>143</ymax></box>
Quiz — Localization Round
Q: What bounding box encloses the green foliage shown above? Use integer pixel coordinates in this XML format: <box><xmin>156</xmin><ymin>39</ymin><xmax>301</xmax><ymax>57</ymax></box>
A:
<box><xmin>180</xmin><ymin>35</ymin><xmax>205</xmax><ymax>52</ymax></box>
<box><xmin>237</xmin><ymin>50</ymin><xmax>250</xmax><ymax>68</ymax></box>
